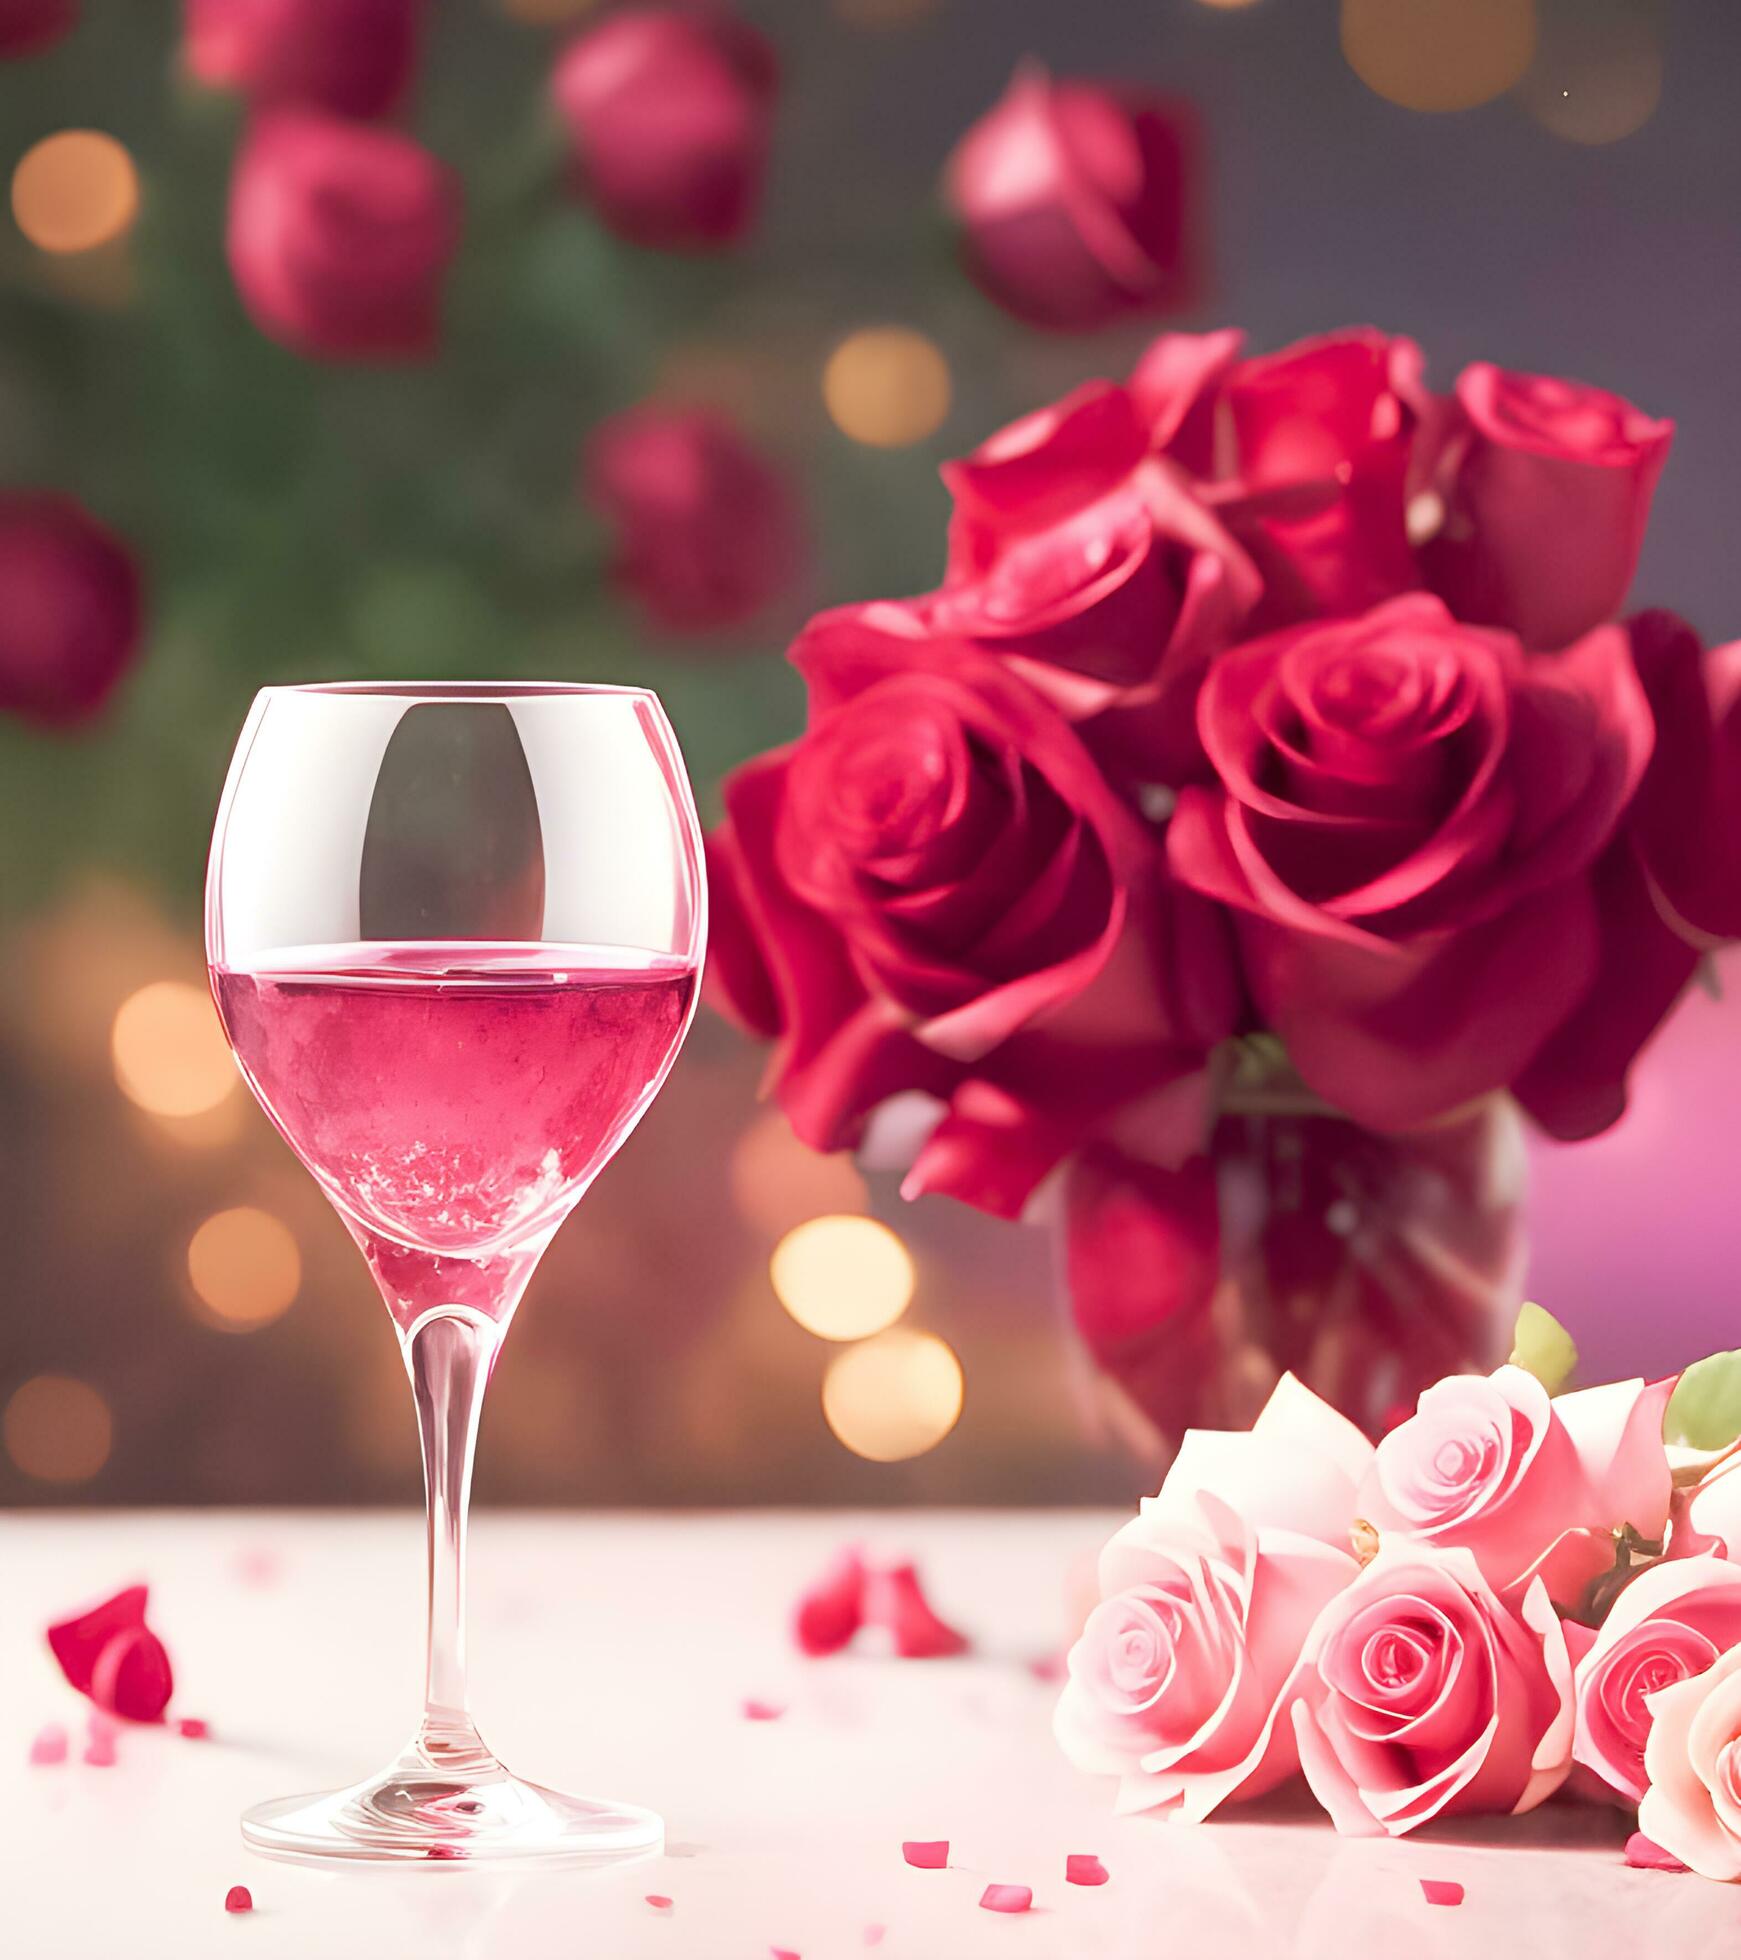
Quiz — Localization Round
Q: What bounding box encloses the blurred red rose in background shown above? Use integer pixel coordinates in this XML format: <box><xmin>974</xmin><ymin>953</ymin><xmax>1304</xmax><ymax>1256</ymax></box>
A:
<box><xmin>706</xmin><ymin>605</ymin><xmax>1238</xmax><ymax>1218</ymax></box>
<box><xmin>0</xmin><ymin>0</ymin><xmax>74</xmax><ymax>58</ymax></box>
<box><xmin>226</xmin><ymin>109</ymin><xmax>461</xmax><ymax>361</ymax></box>
<box><xmin>583</xmin><ymin>404</ymin><xmax>804</xmax><ymax>635</ymax></box>
<box><xmin>552</xmin><ymin>4</ymin><xmax>777</xmax><ymax>251</ymax></box>
<box><xmin>1418</xmin><ymin>363</ymin><xmax>1673</xmax><ymax>653</ymax></box>
<box><xmin>945</xmin><ymin>66</ymin><xmax>1200</xmax><ymax>333</ymax></box>
<box><xmin>0</xmin><ymin>493</ymin><xmax>144</xmax><ymax>728</ymax></box>
<box><xmin>1168</xmin><ymin>593</ymin><xmax>1653</xmax><ymax>1131</ymax></box>
<box><xmin>185</xmin><ymin>0</ymin><xmax>424</xmax><ymax>119</ymax></box>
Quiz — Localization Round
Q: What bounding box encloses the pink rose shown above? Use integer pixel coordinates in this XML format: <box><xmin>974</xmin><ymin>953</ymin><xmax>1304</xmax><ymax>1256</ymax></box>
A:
<box><xmin>227</xmin><ymin>110</ymin><xmax>461</xmax><ymax>362</ymax></box>
<box><xmin>1360</xmin><ymin>1367</ymin><xmax>1673</xmax><ymax>1603</ymax></box>
<box><xmin>551</xmin><ymin>5</ymin><xmax>777</xmax><ymax>251</ymax></box>
<box><xmin>925</xmin><ymin>378</ymin><xmax>1260</xmax><ymax>783</ymax></box>
<box><xmin>1418</xmin><ymin>363</ymin><xmax>1673</xmax><ymax>652</ymax></box>
<box><xmin>944</xmin><ymin>66</ymin><xmax>1199</xmax><ymax>335</ymax></box>
<box><xmin>1289</xmin><ymin>1544</ymin><xmax>1575</xmax><ymax>1836</ymax></box>
<box><xmin>0</xmin><ymin>492</ymin><xmax>145</xmax><ymax>727</ymax></box>
<box><xmin>582</xmin><ymin>405</ymin><xmax>804</xmax><ymax>636</ymax></box>
<box><xmin>1167</xmin><ymin>593</ymin><xmax>1654</xmax><ymax>1131</ymax></box>
<box><xmin>1639</xmin><ymin>1644</ymin><xmax>1741</xmax><ymax>1881</ymax></box>
<box><xmin>1056</xmin><ymin>1373</ymin><xmax>1369</xmax><ymax>1819</ymax></box>
<box><xmin>185</xmin><ymin>0</ymin><xmax>424</xmax><ymax>119</ymax></box>
<box><xmin>1574</xmin><ymin>1556</ymin><xmax>1741</xmax><ymax>1804</ymax></box>
<box><xmin>0</xmin><ymin>0</ymin><xmax>73</xmax><ymax>56</ymax></box>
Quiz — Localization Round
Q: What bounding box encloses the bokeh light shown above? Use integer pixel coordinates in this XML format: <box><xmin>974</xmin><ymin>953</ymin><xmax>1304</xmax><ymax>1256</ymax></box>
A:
<box><xmin>823</xmin><ymin>327</ymin><xmax>952</xmax><ymax>448</ymax></box>
<box><xmin>771</xmin><ymin>1214</ymin><xmax>916</xmax><ymax>1341</ymax></box>
<box><xmin>4</xmin><ymin>1374</ymin><xmax>112</xmax><ymax>1483</ymax></box>
<box><xmin>732</xmin><ymin>1110</ymin><xmax>869</xmax><ymax>1237</ymax></box>
<box><xmin>11</xmin><ymin>131</ymin><xmax>140</xmax><ymax>255</ymax></box>
<box><xmin>186</xmin><ymin>1207</ymin><xmax>301</xmax><ymax>1331</ymax></box>
<box><xmin>1341</xmin><ymin>0</ymin><xmax>1537</xmax><ymax>113</ymax></box>
<box><xmin>821</xmin><ymin>1328</ymin><xmax>964</xmax><ymax>1461</ymax></box>
<box><xmin>1520</xmin><ymin>0</ymin><xmax>1662</xmax><ymax>146</ymax></box>
<box><xmin>111</xmin><ymin>980</ymin><xmax>238</xmax><ymax>1119</ymax></box>
<box><xmin>1194</xmin><ymin>0</ymin><xmax>1264</xmax><ymax>10</ymax></box>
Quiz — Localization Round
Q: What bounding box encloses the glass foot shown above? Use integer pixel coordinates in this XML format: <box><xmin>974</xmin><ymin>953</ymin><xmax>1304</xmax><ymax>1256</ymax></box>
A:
<box><xmin>241</xmin><ymin>1735</ymin><xmax>663</xmax><ymax>1867</ymax></box>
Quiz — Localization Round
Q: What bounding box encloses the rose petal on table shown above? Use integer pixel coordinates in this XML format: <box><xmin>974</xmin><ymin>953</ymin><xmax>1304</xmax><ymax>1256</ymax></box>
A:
<box><xmin>863</xmin><ymin>1926</ymin><xmax>885</xmax><ymax>1948</ymax></box>
<box><xmin>177</xmin><ymin>1717</ymin><xmax>210</xmax><ymax>1740</ymax></box>
<box><xmin>235</xmin><ymin>1548</ymin><xmax>280</xmax><ymax>1588</ymax></box>
<box><xmin>644</xmin><ymin>1895</ymin><xmax>674</xmax><ymax>1912</ymax></box>
<box><xmin>28</xmin><ymin>1723</ymin><xmax>68</xmax><ymax>1766</ymax></box>
<box><xmin>82</xmin><ymin>1730</ymin><xmax>118</xmax><ymax>1767</ymax></box>
<box><xmin>770</xmin><ymin>1948</ymin><xmax>800</xmax><ymax>1959</ymax></box>
<box><xmin>867</xmin><ymin>1564</ymin><xmax>970</xmax><ymax>1660</ymax></box>
<box><xmin>741</xmin><ymin>1697</ymin><xmax>786</xmax><ymax>1722</ymax></box>
<box><xmin>90</xmin><ymin>1624</ymin><xmax>173</xmax><ymax>1722</ymax></box>
<box><xmin>1419</xmin><ymin>1880</ymin><xmax>1464</xmax><ymax>1907</ymax></box>
<box><xmin>1027</xmin><ymin>1651</ymin><xmax>1066</xmax><ymax>1684</ymax></box>
<box><xmin>1625</xmin><ymin>1832</ymin><xmax>1689</xmax><ymax>1872</ymax></box>
<box><xmin>1066</xmin><ymin>1854</ymin><xmax>1108</xmax><ymax>1886</ymax></box>
<box><xmin>793</xmin><ymin>1547</ymin><xmax>867</xmax><ymax>1657</ymax></box>
<box><xmin>46</xmin><ymin>1584</ymin><xmax>150</xmax><ymax>1696</ymax></box>
<box><xmin>224</xmin><ymin>1886</ymin><xmax>253</xmax><ymax>1914</ymax></box>
<box><xmin>980</xmin><ymin>1884</ymin><xmax>1033</xmax><ymax>1914</ymax></box>
<box><xmin>902</xmin><ymin>1840</ymin><xmax>948</xmax><ymax>1869</ymax></box>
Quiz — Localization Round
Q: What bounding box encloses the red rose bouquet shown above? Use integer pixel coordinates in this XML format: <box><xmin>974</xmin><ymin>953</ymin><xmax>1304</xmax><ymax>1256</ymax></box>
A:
<box><xmin>707</xmin><ymin>325</ymin><xmax>1740</xmax><ymax>1445</ymax></box>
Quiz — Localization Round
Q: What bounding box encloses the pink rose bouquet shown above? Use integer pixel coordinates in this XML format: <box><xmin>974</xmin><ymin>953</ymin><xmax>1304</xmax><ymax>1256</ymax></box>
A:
<box><xmin>1057</xmin><ymin>1316</ymin><xmax>1741</xmax><ymax>1878</ymax></box>
<box><xmin>708</xmin><ymin>321</ymin><xmax>1740</xmax><ymax>1441</ymax></box>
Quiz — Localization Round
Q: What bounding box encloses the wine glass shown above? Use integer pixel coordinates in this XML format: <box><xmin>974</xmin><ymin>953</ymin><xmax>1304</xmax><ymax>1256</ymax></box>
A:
<box><xmin>205</xmin><ymin>682</ymin><xmax>705</xmax><ymax>1865</ymax></box>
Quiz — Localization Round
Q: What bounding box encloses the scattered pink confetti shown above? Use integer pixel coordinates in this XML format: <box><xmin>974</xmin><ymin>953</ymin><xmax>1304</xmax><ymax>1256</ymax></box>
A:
<box><xmin>902</xmin><ymin>1840</ymin><xmax>948</xmax><ymax>1869</ymax></box>
<box><xmin>1419</xmin><ymin>1879</ymin><xmax>1464</xmax><ymax>1907</ymax></box>
<box><xmin>1066</xmin><ymin>1854</ymin><xmax>1108</xmax><ymax>1886</ymax></box>
<box><xmin>29</xmin><ymin>1723</ymin><xmax>68</xmax><ymax>1766</ymax></box>
<box><xmin>980</xmin><ymin>1884</ymin><xmax>1033</xmax><ymax>1914</ymax></box>
<box><xmin>741</xmin><ymin>1697</ymin><xmax>786</xmax><ymax>1722</ymax></box>
<box><xmin>793</xmin><ymin>1547</ymin><xmax>866</xmax><ymax>1657</ymax></box>
<box><xmin>224</xmin><ymin>1886</ymin><xmax>253</xmax><ymax>1914</ymax></box>
<box><xmin>644</xmin><ymin>1895</ymin><xmax>674</xmax><ymax>1911</ymax></box>
<box><xmin>177</xmin><ymin>1717</ymin><xmax>210</xmax><ymax>1740</ymax></box>
<box><xmin>1626</xmin><ymin>1832</ymin><xmax>1689</xmax><ymax>1872</ymax></box>
<box><xmin>863</xmin><ymin>1927</ymin><xmax>885</xmax><ymax>1947</ymax></box>
<box><xmin>45</xmin><ymin>1585</ymin><xmax>173</xmax><ymax>1723</ymax></box>
<box><xmin>868</xmin><ymin>1563</ymin><xmax>969</xmax><ymax>1660</ymax></box>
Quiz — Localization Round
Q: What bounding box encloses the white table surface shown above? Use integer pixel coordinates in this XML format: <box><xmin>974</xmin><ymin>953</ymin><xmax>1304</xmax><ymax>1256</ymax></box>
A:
<box><xmin>4</xmin><ymin>1511</ymin><xmax>1737</xmax><ymax>1958</ymax></box>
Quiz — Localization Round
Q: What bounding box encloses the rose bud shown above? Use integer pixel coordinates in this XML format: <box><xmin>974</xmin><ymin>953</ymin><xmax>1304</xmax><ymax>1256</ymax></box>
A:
<box><xmin>552</xmin><ymin>5</ymin><xmax>778</xmax><ymax>251</ymax></box>
<box><xmin>582</xmin><ymin>405</ymin><xmax>804</xmax><ymax>635</ymax></box>
<box><xmin>184</xmin><ymin>0</ymin><xmax>424</xmax><ymax>120</ymax></box>
<box><xmin>0</xmin><ymin>0</ymin><xmax>75</xmax><ymax>58</ymax></box>
<box><xmin>46</xmin><ymin>1584</ymin><xmax>175</xmax><ymax>1723</ymax></box>
<box><xmin>944</xmin><ymin>66</ymin><xmax>1199</xmax><ymax>334</ymax></box>
<box><xmin>0</xmin><ymin>492</ymin><xmax>144</xmax><ymax>728</ymax></box>
<box><xmin>1417</xmin><ymin>362</ymin><xmax>1673</xmax><ymax>651</ymax></box>
<box><xmin>227</xmin><ymin>109</ymin><xmax>461</xmax><ymax>362</ymax></box>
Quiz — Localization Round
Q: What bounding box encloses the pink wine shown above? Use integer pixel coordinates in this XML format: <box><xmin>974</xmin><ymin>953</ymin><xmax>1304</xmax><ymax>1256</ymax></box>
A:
<box><xmin>213</xmin><ymin>943</ymin><xmax>696</xmax><ymax>1276</ymax></box>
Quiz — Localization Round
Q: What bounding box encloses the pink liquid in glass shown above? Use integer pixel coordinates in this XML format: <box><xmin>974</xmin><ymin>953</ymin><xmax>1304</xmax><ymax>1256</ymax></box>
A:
<box><xmin>212</xmin><ymin>942</ymin><xmax>695</xmax><ymax>1326</ymax></box>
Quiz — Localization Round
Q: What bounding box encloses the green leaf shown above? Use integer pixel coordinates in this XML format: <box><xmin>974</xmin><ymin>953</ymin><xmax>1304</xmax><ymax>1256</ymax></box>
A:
<box><xmin>1509</xmin><ymin>1301</ymin><xmax>1578</xmax><ymax>1395</ymax></box>
<box><xmin>1664</xmin><ymin>1351</ymin><xmax>1741</xmax><ymax>1451</ymax></box>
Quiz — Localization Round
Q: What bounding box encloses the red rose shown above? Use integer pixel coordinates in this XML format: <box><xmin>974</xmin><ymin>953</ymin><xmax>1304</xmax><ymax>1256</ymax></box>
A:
<box><xmin>705</xmin><ymin>606</ymin><xmax>1238</xmax><ymax>1218</ymax></box>
<box><xmin>551</xmin><ymin>5</ymin><xmax>777</xmax><ymax>251</ymax></box>
<box><xmin>925</xmin><ymin>376</ymin><xmax>1260</xmax><ymax>781</ymax></box>
<box><xmin>185</xmin><ymin>0</ymin><xmax>423</xmax><ymax>119</ymax></box>
<box><xmin>227</xmin><ymin>110</ymin><xmax>460</xmax><ymax>361</ymax></box>
<box><xmin>0</xmin><ymin>493</ymin><xmax>144</xmax><ymax>727</ymax></box>
<box><xmin>582</xmin><ymin>405</ymin><xmax>804</xmax><ymax>636</ymax></box>
<box><xmin>944</xmin><ymin>66</ymin><xmax>1199</xmax><ymax>334</ymax></box>
<box><xmin>1168</xmin><ymin>593</ymin><xmax>1653</xmax><ymax>1130</ymax></box>
<box><xmin>0</xmin><ymin>0</ymin><xmax>73</xmax><ymax>57</ymax></box>
<box><xmin>1417</xmin><ymin>363</ymin><xmax>1672</xmax><ymax>651</ymax></box>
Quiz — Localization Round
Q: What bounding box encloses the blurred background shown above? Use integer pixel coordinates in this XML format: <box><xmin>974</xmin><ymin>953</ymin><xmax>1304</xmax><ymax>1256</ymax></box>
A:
<box><xmin>3</xmin><ymin>0</ymin><xmax>1739</xmax><ymax>1511</ymax></box>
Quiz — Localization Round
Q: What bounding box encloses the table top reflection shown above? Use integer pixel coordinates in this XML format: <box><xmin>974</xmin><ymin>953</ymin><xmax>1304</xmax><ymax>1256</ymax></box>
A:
<box><xmin>5</xmin><ymin>1512</ymin><xmax>1732</xmax><ymax>1958</ymax></box>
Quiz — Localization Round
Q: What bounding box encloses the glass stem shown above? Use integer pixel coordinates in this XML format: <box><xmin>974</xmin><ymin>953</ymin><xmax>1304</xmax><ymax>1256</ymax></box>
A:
<box><xmin>404</xmin><ymin>1305</ymin><xmax>499</xmax><ymax>1766</ymax></box>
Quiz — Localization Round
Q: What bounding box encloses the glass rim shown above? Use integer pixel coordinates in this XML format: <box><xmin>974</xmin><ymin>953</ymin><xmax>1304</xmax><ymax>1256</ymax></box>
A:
<box><xmin>256</xmin><ymin>680</ymin><xmax>662</xmax><ymax>702</ymax></box>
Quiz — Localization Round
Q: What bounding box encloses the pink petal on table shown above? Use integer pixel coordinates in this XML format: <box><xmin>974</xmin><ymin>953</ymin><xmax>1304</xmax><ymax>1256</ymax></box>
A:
<box><xmin>902</xmin><ymin>1840</ymin><xmax>948</xmax><ymax>1869</ymax></box>
<box><xmin>224</xmin><ymin>1886</ymin><xmax>252</xmax><ymax>1914</ymax></box>
<box><xmin>644</xmin><ymin>1895</ymin><xmax>674</xmax><ymax>1911</ymax></box>
<box><xmin>867</xmin><ymin>1564</ymin><xmax>969</xmax><ymax>1660</ymax></box>
<box><xmin>235</xmin><ymin>1548</ymin><xmax>280</xmax><ymax>1588</ymax></box>
<box><xmin>90</xmin><ymin>1625</ymin><xmax>173</xmax><ymax>1722</ymax></box>
<box><xmin>1027</xmin><ymin>1651</ymin><xmax>1066</xmax><ymax>1684</ymax></box>
<box><xmin>29</xmin><ymin>1723</ymin><xmax>68</xmax><ymax>1766</ymax></box>
<box><xmin>741</xmin><ymin>1697</ymin><xmax>786</xmax><ymax>1722</ymax></box>
<box><xmin>1419</xmin><ymin>1880</ymin><xmax>1464</xmax><ymax>1907</ymax></box>
<box><xmin>82</xmin><ymin>1732</ymin><xmax>118</xmax><ymax>1767</ymax></box>
<box><xmin>177</xmin><ymin>1717</ymin><xmax>210</xmax><ymax>1740</ymax></box>
<box><xmin>1626</xmin><ymin>1832</ymin><xmax>1689</xmax><ymax>1872</ymax></box>
<box><xmin>980</xmin><ymin>1884</ymin><xmax>1033</xmax><ymax>1914</ymax></box>
<box><xmin>1066</xmin><ymin>1854</ymin><xmax>1108</xmax><ymax>1886</ymax></box>
<box><xmin>793</xmin><ymin>1547</ymin><xmax>866</xmax><ymax>1657</ymax></box>
<box><xmin>863</xmin><ymin>1927</ymin><xmax>885</xmax><ymax>1948</ymax></box>
<box><xmin>770</xmin><ymin>1949</ymin><xmax>801</xmax><ymax>1959</ymax></box>
<box><xmin>46</xmin><ymin>1585</ymin><xmax>149</xmax><ymax>1697</ymax></box>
